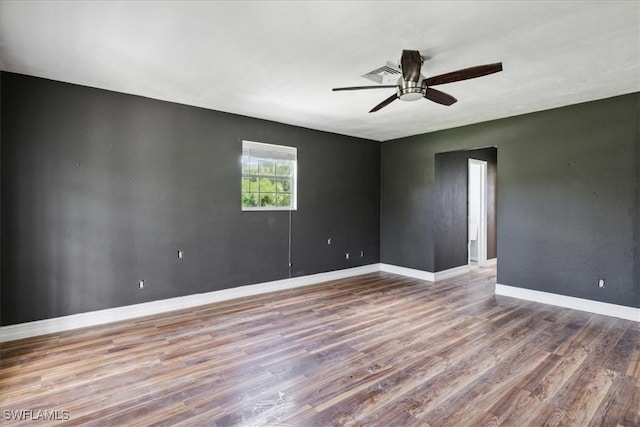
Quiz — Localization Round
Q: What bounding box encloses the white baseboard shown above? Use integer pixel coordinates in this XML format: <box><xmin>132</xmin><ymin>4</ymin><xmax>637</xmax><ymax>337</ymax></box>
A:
<box><xmin>495</xmin><ymin>283</ymin><xmax>639</xmax><ymax>322</ymax></box>
<box><xmin>0</xmin><ymin>264</ymin><xmax>380</xmax><ymax>342</ymax></box>
<box><xmin>435</xmin><ymin>265</ymin><xmax>471</xmax><ymax>281</ymax></box>
<box><xmin>7</xmin><ymin>263</ymin><xmax>635</xmax><ymax>342</ymax></box>
<box><xmin>484</xmin><ymin>258</ymin><xmax>497</xmax><ymax>267</ymax></box>
<box><xmin>379</xmin><ymin>263</ymin><xmax>473</xmax><ymax>282</ymax></box>
<box><xmin>379</xmin><ymin>263</ymin><xmax>434</xmax><ymax>282</ymax></box>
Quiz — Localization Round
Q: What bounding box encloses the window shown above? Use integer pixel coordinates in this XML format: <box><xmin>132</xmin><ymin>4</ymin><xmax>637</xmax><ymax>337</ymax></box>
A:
<box><xmin>242</xmin><ymin>140</ymin><xmax>297</xmax><ymax>210</ymax></box>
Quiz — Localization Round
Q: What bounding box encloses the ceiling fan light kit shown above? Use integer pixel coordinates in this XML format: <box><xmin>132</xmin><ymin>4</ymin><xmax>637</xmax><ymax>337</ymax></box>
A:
<box><xmin>398</xmin><ymin>80</ymin><xmax>424</xmax><ymax>101</ymax></box>
<box><xmin>333</xmin><ymin>50</ymin><xmax>503</xmax><ymax>113</ymax></box>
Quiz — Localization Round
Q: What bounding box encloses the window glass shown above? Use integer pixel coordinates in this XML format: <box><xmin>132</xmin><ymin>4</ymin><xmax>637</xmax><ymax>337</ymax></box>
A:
<box><xmin>241</xmin><ymin>141</ymin><xmax>297</xmax><ymax>211</ymax></box>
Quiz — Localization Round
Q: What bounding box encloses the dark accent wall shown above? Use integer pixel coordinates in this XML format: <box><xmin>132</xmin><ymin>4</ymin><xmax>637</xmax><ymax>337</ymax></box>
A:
<box><xmin>0</xmin><ymin>73</ymin><xmax>2</xmax><ymax>317</ymax></box>
<box><xmin>380</xmin><ymin>139</ymin><xmax>435</xmax><ymax>270</ymax></box>
<box><xmin>381</xmin><ymin>93</ymin><xmax>639</xmax><ymax>308</ymax></box>
<box><xmin>0</xmin><ymin>72</ymin><xmax>380</xmax><ymax>326</ymax></box>
<box><xmin>1</xmin><ymin>71</ymin><xmax>637</xmax><ymax>326</ymax></box>
<box><xmin>434</xmin><ymin>147</ymin><xmax>497</xmax><ymax>271</ymax></box>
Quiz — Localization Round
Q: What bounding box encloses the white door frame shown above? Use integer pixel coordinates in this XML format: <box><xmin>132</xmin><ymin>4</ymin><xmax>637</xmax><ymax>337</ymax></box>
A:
<box><xmin>468</xmin><ymin>159</ymin><xmax>488</xmax><ymax>267</ymax></box>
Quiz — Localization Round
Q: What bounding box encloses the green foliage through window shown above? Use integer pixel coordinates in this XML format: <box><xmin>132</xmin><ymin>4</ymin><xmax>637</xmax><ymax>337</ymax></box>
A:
<box><xmin>242</xmin><ymin>141</ymin><xmax>296</xmax><ymax>210</ymax></box>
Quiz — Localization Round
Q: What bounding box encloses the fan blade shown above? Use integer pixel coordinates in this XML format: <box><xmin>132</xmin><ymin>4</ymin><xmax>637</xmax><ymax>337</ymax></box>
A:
<box><xmin>369</xmin><ymin>93</ymin><xmax>398</xmax><ymax>113</ymax></box>
<box><xmin>424</xmin><ymin>87</ymin><xmax>457</xmax><ymax>106</ymax></box>
<box><xmin>333</xmin><ymin>85</ymin><xmax>397</xmax><ymax>91</ymax></box>
<box><xmin>400</xmin><ymin>50</ymin><xmax>422</xmax><ymax>82</ymax></box>
<box><xmin>423</xmin><ymin>62</ymin><xmax>502</xmax><ymax>86</ymax></box>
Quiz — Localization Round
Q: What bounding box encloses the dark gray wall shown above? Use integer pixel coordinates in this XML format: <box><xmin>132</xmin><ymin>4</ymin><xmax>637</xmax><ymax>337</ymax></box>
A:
<box><xmin>1</xmin><ymin>72</ymin><xmax>380</xmax><ymax>325</ymax></box>
<box><xmin>381</xmin><ymin>93</ymin><xmax>639</xmax><ymax>308</ymax></box>
<box><xmin>380</xmin><ymin>139</ymin><xmax>435</xmax><ymax>270</ymax></box>
<box><xmin>2</xmin><ymin>71</ymin><xmax>637</xmax><ymax>325</ymax></box>
<box><xmin>0</xmin><ymin>73</ymin><xmax>2</xmax><ymax>317</ymax></box>
<box><xmin>434</xmin><ymin>147</ymin><xmax>497</xmax><ymax>271</ymax></box>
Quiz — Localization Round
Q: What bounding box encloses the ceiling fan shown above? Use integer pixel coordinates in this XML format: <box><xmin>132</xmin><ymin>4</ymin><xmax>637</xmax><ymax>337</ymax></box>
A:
<box><xmin>332</xmin><ymin>50</ymin><xmax>502</xmax><ymax>113</ymax></box>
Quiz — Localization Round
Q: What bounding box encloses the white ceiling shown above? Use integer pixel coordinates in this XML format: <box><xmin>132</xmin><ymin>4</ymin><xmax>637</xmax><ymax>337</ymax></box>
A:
<box><xmin>1</xmin><ymin>1</ymin><xmax>638</xmax><ymax>141</ymax></box>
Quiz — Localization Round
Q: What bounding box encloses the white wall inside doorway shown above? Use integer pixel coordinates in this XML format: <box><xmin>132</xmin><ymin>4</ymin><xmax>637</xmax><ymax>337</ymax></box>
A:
<box><xmin>468</xmin><ymin>159</ymin><xmax>487</xmax><ymax>266</ymax></box>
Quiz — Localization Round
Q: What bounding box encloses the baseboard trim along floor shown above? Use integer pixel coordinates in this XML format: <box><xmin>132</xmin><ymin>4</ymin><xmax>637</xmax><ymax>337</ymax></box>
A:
<box><xmin>2</xmin><ymin>263</ymin><xmax>637</xmax><ymax>342</ymax></box>
<box><xmin>378</xmin><ymin>263</ymin><xmax>435</xmax><ymax>281</ymax></box>
<box><xmin>495</xmin><ymin>283</ymin><xmax>639</xmax><ymax>322</ymax></box>
<box><xmin>0</xmin><ymin>264</ymin><xmax>380</xmax><ymax>342</ymax></box>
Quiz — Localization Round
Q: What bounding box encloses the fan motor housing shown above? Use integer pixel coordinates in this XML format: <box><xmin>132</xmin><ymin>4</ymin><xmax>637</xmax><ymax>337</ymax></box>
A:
<box><xmin>397</xmin><ymin>79</ymin><xmax>424</xmax><ymax>101</ymax></box>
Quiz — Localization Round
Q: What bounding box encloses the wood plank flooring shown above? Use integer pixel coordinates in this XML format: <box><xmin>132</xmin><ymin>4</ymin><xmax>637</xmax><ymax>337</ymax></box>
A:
<box><xmin>1</xmin><ymin>268</ymin><xmax>638</xmax><ymax>426</ymax></box>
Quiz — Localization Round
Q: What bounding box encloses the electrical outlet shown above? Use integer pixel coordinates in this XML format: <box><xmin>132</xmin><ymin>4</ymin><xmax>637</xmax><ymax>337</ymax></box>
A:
<box><xmin>138</xmin><ymin>280</ymin><xmax>145</xmax><ymax>289</ymax></box>
<box><xmin>360</xmin><ymin>250</ymin><xmax>364</xmax><ymax>257</ymax></box>
<box><xmin>598</xmin><ymin>279</ymin><xmax>605</xmax><ymax>288</ymax></box>
<box><xmin>178</xmin><ymin>250</ymin><xmax>183</xmax><ymax>259</ymax></box>
<box><xmin>327</xmin><ymin>238</ymin><xmax>331</xmax><ymax>245</ymax></box>
<box><xmin>345</xmin><ymin>253</ymin><xmax>350</xmax><ymax>260</ymax></box>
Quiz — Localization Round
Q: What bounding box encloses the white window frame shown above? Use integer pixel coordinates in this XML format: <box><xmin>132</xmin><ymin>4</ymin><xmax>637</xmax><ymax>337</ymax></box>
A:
<box><xmin>241</xmin><ymin>140</ymin><xmax>297</xmax><ymax>211</ymax></box>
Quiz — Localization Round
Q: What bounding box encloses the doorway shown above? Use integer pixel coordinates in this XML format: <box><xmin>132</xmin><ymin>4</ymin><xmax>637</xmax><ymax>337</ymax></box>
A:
<box><xmin>468</xmin><ymin>158</ymin><xmax>487</xmax><ymax>268</ymax></box>
<box><xmin>434</xmin><ymin>147</ymin><xmax>497</xmax><ymax>273</ymax></box>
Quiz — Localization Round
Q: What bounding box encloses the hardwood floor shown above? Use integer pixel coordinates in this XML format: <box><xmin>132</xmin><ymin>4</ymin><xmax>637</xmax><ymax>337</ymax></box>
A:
<box><xmin>1</xmin><ymin>268</ymin><xmax>638</xmax><ymax>426</ymax></box>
